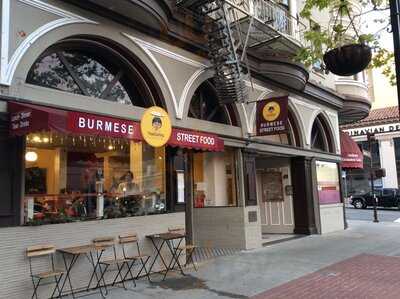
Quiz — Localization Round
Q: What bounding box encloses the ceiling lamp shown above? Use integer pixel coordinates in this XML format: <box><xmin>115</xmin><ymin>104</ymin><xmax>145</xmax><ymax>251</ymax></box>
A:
<box><xmin>25</xmin><ymin>151</ymin><xmax>38</xmax><ymax>162</ymax></box>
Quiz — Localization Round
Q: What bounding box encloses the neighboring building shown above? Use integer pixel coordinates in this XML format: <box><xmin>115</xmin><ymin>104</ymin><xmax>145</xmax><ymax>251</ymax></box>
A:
<box><xmin>342</xmin><ymin>106</ymin><xmax>400</xmax><ymax>195</ymax></box>
<box><xmin>0</xmin><ymin>0</ymin><xmax>370</xmax><ymax>297</ymax></box>
<box><xmin>369</xmin><ymin>68</ymin><xmax>398</xmax><ymax>109</ymax></box>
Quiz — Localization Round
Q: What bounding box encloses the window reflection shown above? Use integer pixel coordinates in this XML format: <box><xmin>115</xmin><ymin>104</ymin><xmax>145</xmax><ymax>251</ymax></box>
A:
<box><xmin>24</xmin><ymin>132</ymin><xmax>167</xmax><ymax>225</ymax></box>
<box><xmin>27</xmin><ymin>50</ymin><xmax>133</xmax><ymax>106</ymax></box>
<box><xmin>193</xmin><ymin>148</ymin><xmax>237</xmax><ymax>208</ymax></box>
<box><xmin>63</xmin><ymin>51</ymin><xmax>114</xmax><ymax>98</ymax></box>
<box><xmin>27</xmin><ymin>53</ymin><xmax>82</xmax><ymax>95</ymax></box>
<box><xmin>189</xmin><ymin>81</ymin><xmax>231</xmax><ymax>125</ymax></box>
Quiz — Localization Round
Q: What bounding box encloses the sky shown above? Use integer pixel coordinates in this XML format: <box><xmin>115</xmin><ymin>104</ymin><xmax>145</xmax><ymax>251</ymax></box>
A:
<box><xmin>361</xmin><ymin>5</ymin><xmax>393</xmax><ymax>50</ymax></box>
<box><xmin>361</xmin><ymin>5</ymin><xmax>397</xmax><ymax>109</ymax></box>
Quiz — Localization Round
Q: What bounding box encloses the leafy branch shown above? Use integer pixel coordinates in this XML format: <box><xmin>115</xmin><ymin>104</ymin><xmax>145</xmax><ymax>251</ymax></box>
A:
<box><xmin>297</xmin><ymin>0</ymin><xmax>395</xmax><ymax>83</ymax></box>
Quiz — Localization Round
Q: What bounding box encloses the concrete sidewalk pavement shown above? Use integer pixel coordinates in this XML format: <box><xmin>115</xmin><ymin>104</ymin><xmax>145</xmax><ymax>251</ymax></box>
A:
<box><xmin>83</xmin><ymin>220</ymin><xmax>400</xmax><ymax>299</ymax></box>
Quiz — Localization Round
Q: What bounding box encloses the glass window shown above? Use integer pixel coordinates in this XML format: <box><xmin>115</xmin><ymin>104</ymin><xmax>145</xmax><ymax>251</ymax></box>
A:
<box><xmin>260</xmin><ymin>113</ymin><xmax>300</xmax><ymax>147</ymax></box>
<box><xmin>316</xmin><ymin>161</ymin><xmax>341</xmax><ymax>205</ymax></box>
<box><xmin>26</xmin><ymin>53</ymin><xmax>83</xmax><ymax>95</ymax></box>
<box><xmin>192</xmin><ymin>148</ymin><xmax>237</xmax><ymax>208</ymax></box>
<box><xmin>311</xmin><ymin>116</ymin><xmax>333</xmax><ymax>153</ymax></box>
<box><xmin>24</xmin><ymin>132</ymin><xmax>166</xmax><ymax>225</ymax></box>
<box><xmin>26</xmin><ymin>46</ymin><xmax>152</xmax><ymax>107</ymax></box>
<box><xmin>189</xmin><ymin>80</ymin><xmax>234</xmax><ymax>125</ymax></box>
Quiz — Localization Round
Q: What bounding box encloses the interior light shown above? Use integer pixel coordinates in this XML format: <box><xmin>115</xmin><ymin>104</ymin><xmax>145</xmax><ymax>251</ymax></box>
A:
<box><xmin>42</xmin><ymin>137</ymin><xmax>49</xmax><ymax>143</ymax></box>
<box><xmin>25</xmin><ymin>151</ymin><xmax>38</xmax><ymax>162</ymax></box>
<box><xmin>32</xmin><ymin>136</ymin><xmax>41</xmax><ymax>143</ymax></box>
<box><xmin>108</xmin><ymin>145</ymin><xmax>114</xmax><ymax>150</ymax></box>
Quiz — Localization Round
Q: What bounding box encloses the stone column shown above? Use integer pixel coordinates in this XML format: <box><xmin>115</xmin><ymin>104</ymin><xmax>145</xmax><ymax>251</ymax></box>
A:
<box><xmin>378</xmin><ymin>137</ymin><xmax>398</xmax><ymax>188</ymax></box>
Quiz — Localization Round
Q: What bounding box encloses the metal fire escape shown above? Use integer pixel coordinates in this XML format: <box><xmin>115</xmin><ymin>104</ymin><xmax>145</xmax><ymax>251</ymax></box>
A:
<box><xmin>177</xmin><ymin>0</ymin><xmax>305</xmax><ymax>105</ymax></box>
<box><xmin>178</xmin><ymin>0</ymin><xmax>249</xmax><ymax>104</ymax></box>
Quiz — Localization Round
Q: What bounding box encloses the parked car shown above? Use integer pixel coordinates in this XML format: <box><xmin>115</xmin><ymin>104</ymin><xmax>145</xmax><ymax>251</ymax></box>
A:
<box><xmin>350</xmin><ymin>188</ymin><xmax>400</xmax><ymax>209</ymax></box>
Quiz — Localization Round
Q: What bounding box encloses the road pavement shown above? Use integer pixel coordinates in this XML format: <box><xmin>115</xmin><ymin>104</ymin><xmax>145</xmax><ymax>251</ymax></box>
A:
<box><xmin>346</xmin><ymin>206</ymin><xmax>400</xmax><ymax>222</ymax></box>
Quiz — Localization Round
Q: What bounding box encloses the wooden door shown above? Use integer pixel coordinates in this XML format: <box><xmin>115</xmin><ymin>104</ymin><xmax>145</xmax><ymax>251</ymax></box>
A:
<box><xmin>257</xmin><ymin>166</ymin><xmax>294</xmax><ymax>234</ymax></box>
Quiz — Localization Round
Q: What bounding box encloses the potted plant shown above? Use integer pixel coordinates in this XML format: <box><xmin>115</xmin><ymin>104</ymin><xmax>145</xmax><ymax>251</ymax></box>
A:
<box><xmin>297</xmin><ymin>0</ymin><xmax>383</xmax><ymax>77</ymax></box>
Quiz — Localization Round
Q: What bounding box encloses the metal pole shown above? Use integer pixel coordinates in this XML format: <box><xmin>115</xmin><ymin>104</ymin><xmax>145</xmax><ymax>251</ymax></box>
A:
<box><xmin>389</xmin><ymin>0</ymin><xmax>400</xmax><ymax>117</ymax></box>
<box><xmin>368</xmin><ymin>133</ymin><xmax>379</xmax><ymax>223</ymax></box>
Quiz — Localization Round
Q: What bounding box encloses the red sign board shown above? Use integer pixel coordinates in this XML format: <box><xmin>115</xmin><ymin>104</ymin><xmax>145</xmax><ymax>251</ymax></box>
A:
<box><xmin>168</xmin><ymin>128</ymin><xmax>224</xmax><ymax>151</ymax></box>
<box><xmin>9</xmin><ymin>102</ymin><xmax>67</xmax><ymax>136</ymax></box>
<box><xmin>256</xmin><ymin>96</ymin><xmax>288</xmax><ymax>136</ymax></box>
<box><xmin>8</xmin><ymin>102</ymin><xmax>224</xmax><ymax>151</ymax></box>
<box><xmin>67</xmin><ymin>112</ymin><xmax>142</xmax><ymax>140</ymax></box>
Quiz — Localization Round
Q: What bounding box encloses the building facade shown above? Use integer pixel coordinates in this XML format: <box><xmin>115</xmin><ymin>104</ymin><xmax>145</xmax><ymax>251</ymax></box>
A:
<box><xmin>0</xmin><ymin>0</ymin><xmax>371</xmax><ymax>298</ymax></box>
<box><xmin>343</xmin><ymin>106</ymin><xmax>400</xmax><ymax>195</ymax></box>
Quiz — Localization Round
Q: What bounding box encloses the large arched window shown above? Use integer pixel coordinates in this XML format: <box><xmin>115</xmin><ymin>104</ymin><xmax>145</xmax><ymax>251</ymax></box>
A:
<box><xmin>188</xmin><ymin>80</ymin><xmax>238</xmax><ymax>126</ymax></box>
<box><xmin>26</xmin><ymin>38</ymin><xmax>159</xmax><ymax>108</ymax></box>
<box><xmin>311</xmin><ymin>115</ymin><xmax>334</xmax><ymax>152</ymax></box>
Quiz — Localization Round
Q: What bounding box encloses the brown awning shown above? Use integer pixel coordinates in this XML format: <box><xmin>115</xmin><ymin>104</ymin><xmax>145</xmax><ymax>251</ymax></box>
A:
<box><xmin>340</xmin><ymin>131</ymin><xmax>363</xmax><ymax>169</ymax></box>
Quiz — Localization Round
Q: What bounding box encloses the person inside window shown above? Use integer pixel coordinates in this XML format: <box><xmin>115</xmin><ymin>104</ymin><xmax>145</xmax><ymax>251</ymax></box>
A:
<box><xmin>117</xmin><ymin>171</ymin><xmax>140</xmax><ymax>196</ymax></box>
<box><xmin>117</xmin><ymin>171</ymin><xmax>142</xmax><ymax>215</ymax></box>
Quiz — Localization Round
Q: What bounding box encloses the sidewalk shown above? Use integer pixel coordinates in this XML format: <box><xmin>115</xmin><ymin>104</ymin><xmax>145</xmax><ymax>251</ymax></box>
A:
<box><xmin>85</xmin><ymin>220</ymin><xmax>400</xmax><ymax>299</ymax></box>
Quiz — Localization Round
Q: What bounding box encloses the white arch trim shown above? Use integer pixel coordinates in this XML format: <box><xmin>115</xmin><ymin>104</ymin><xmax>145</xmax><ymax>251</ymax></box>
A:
<box><xmin>1</xmin><ymin>0</ymin><xmax>98</xmax><ymax>85</ymax></box>
<box><xmin>247</xmin><ymin>89</ymin><xmax>273</xmax><ymax>133</ymax></box>
<box><xmin>123</xmin><ymin>33</ymin><xmax>179</xmax><ymax>117</ymax></box>
<box><xmin>179</xmin><ymin>68</ymin><xmax>207</xmax><ymax>119</ymax></box>
<box><xmin>123</xmin><ymin>34</ymin><xmax>210</xmax><ymax>119</ymax></box>
<box><xmin>308</xmin><ymin>110</ymin><xmax>339</xmax><ymax>153</ymax></box>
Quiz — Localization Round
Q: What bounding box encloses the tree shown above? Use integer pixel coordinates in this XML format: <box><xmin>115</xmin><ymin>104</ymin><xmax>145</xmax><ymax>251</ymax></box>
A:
<box><xmin>297</xmin><ymin>0</ymin><xmax>395</xmax><ymax>84</ymax></box>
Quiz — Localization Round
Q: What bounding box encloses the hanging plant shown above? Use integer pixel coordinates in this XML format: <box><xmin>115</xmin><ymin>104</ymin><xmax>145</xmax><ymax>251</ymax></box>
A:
<box><xmin>297</xmin><ymin>0</ymin><xmax>393</xmax><ymax>81</ymax></box>
<box><xmin>323</xmin><ymin>0</ymin><xmax>372</xmax><ymax>76</ymax></box>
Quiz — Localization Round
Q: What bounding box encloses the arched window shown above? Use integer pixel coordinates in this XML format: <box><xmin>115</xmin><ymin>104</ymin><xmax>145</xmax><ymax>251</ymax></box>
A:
<box><xmin>262</xmin><ymin>110</ymin><xmax>301</xmax><ymax>147</ymax></box>
<box><xmin>26</xmin><ymin>39</ymin><xmax>158</xmax><ymax>108</ymax></box>
<box><xmin>311</xmin><ymin>115</ymin><xmax>334</xmax><ymax>152</ymax></box>
<box><xmin>188</xmin><ymin>80</ymin><xmax>237</xmax><ymax>125</ymax></box>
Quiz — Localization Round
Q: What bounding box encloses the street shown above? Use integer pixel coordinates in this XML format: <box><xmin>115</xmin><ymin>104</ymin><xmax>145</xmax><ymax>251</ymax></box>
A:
<box><xmin>346</xmin><ymin>207</ymin><xmax>400</xmax><ymax>222</ymax></box>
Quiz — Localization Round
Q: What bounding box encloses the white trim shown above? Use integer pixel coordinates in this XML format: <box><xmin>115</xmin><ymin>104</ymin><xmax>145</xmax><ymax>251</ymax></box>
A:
<box><xmin>290</xmin><ymin>97</ymin><xmax>319</xmax><ymax>110</ymax></box>
<box><xmin>270</xmin><ymin>202</ymin><xmax>281</xmax><ymax>226</ymax></box>
<box><xmin>247</xmin><ymin>89</ymin><xmax>273</xmax><ymax>133</ymax></box>
<box><xmin>128</xmin><ymin>35</ymin><xmax>208</xmax><ymax>68</ymax></box>
<box><xmin>244</xmin><ymin>80</ymin><xmax>270</xmax><ymax>92</ymax></box>
<box><xmin>240</xmin><ymin>103</ymin><xmax>252</xmax><ymax>134</ymax></box>
<box><xmin>1</xmin><ymin>0</ymin><xmax>97</xmax><ymax>85</ymax></box>
<box><xmin>18</xmin><ymin>0</ymin><xmax>88</xmax><ymax>19</ymax></box>
<box><xmin>1</xmin><ymin>0</ymin><xmax>10</xmax><ymax>82</ymax></box>
<box><xmin>123</xmin><ymin>33</ymin><xmax>179</xmax><ymax>117</ymax></box>
<box><xmin>178</xmin><ymin>68</ymin><xmax>207</xmax><ymax>119</ymax></box>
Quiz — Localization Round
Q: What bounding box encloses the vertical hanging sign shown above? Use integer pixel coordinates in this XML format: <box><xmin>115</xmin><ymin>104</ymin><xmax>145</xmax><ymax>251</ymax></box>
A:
<box><xmin>256</xmin><ymin>96</ymin><xmax>289</xmax><ymax>136</ymax></box>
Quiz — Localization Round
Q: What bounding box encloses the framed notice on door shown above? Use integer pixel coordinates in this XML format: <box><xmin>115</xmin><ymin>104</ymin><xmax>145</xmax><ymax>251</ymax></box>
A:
<box><xmin>262</xmin><ymin>171</ymin><xmax>284</xmax><ymax>202</ymax></box>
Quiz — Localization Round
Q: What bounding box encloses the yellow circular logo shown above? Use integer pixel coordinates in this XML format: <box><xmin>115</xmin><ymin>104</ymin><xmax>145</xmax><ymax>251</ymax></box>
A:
<box><xmin>141</xmin><ymin>106</ymin><xmax>172</xmax><ymax>147</ymax></box>
<box><xmin>262</xmin><ymin>101</ymin><xmax>281</xmax><ymax>121</ymax></box>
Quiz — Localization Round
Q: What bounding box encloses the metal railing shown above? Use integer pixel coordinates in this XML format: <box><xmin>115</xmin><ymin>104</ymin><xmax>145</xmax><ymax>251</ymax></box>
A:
<box><xmin>226</xmin><ymin>0</ymin><xmax>307</xmax><ymax>45</ymax></box>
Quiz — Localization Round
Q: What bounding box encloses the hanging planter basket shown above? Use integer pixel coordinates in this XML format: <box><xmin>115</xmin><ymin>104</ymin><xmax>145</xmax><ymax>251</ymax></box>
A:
<box><xmin>323</xmin><ymin>43</ymin><xmax>372</xmax><ymax>76</ymax></box>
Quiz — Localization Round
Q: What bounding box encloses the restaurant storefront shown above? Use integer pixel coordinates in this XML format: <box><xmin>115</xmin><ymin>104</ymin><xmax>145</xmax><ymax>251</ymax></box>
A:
<box><xmin>9</xmin><ymin>102</ymin><xmax>226</xmax><ymax>227</ymax></box>
<box><xmin>0</xmin><ymin>1</ymin><xmax>347</xmax><ymax>298</ymax></box>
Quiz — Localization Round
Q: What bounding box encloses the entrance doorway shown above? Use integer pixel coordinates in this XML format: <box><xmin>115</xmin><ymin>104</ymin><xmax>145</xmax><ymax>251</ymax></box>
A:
<box><xmin>256</xmin><ymin>156</ymin><xmax>295</xmax><ymax>241</ymax></box>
